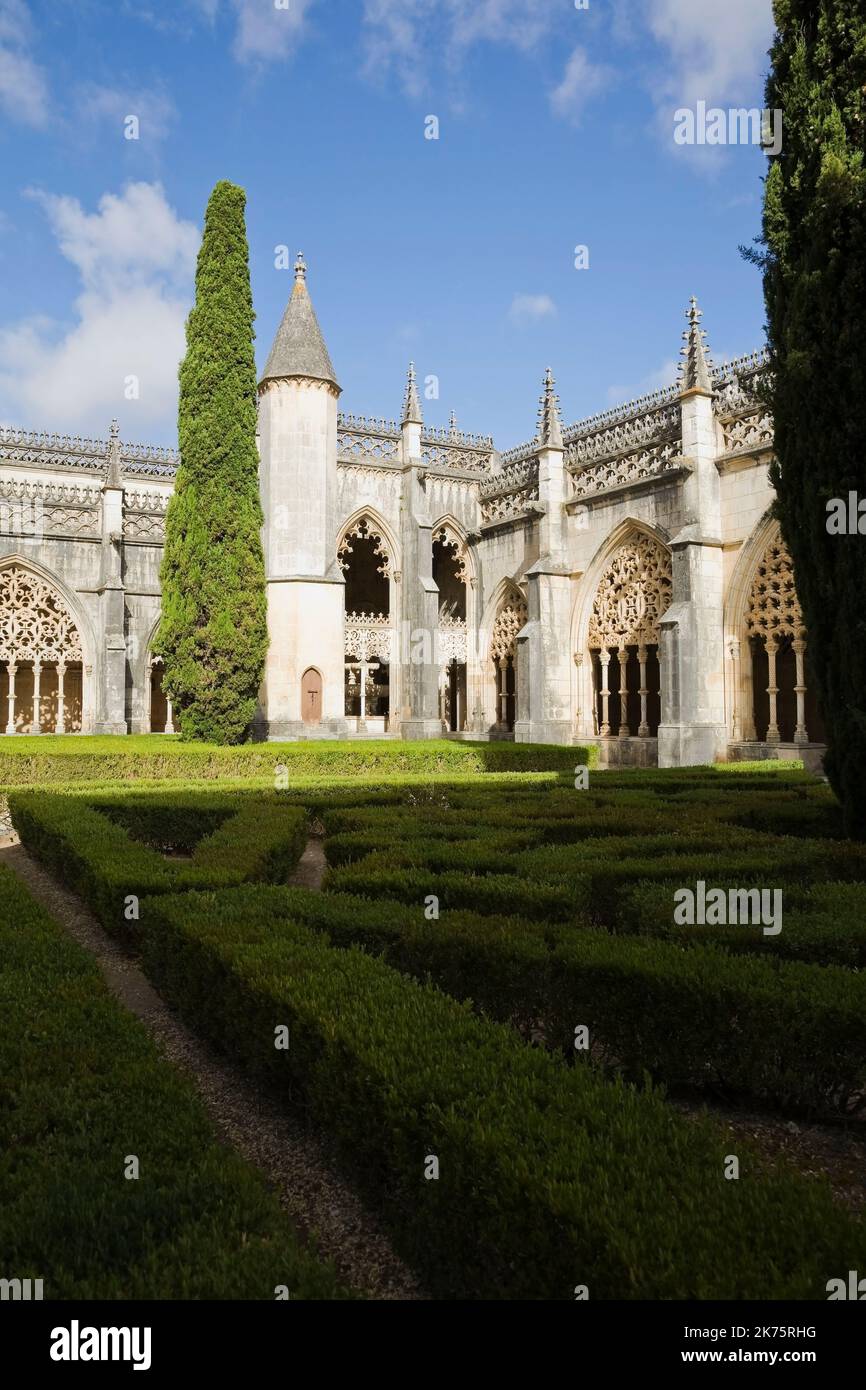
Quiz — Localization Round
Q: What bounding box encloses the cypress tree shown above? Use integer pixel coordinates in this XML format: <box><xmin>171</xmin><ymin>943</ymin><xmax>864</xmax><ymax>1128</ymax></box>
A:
<box><xmin>760</xmin><ymin>1</ymin><xmax>866</xmax><ymax>835</ymax></box>
<box><xmin>155</xmin><ymin>181</ymin><xmax>267</xmax><ymax>744</ymax></box>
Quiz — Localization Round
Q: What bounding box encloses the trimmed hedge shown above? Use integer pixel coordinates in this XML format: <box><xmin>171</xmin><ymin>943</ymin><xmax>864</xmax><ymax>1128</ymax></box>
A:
<box><xmin>194</xmin><ymin>886</ymin><xmax>866</xmax><ymax>1117</ymax></box>
<box><xmin>620</xmin><ymin>879</ymin><xmax>866</xmax><ymax>968</ymax></box>
<box><xmin>139</xmin><ymin>883</ymin><xmax>866</xmax><ymax>1299</ymax></box>
<box><xmin>0</xmin><ymin>735</ymin><xmax>589</xmax><ymax>786</ymax></box>
<box><xmin>91</xmin><ymin>790</ymin><xmax>244</xmax><ymax>853</ymax></box>
<box><xmin>0</xmin><ymin>866</ymin><xmax>347</xmax><ymax>1300</ymax></box>
<box><xmin>324</xmin><ymin>851</ymin><xmax>587</xmax><ymax>919</ymax></box>
<box><xmin>9</xmin><ymin>791</ymin><xmax>308</xmax><ymax>935</ymax></box>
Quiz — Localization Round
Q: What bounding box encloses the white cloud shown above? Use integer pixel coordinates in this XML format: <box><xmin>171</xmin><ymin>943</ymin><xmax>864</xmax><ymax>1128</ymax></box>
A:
<box><xmin>231</xmin><ymin>0</ymin><xmax>315</xmax><ymax>63</ymax></box>
<box><xmin>362</xmin><ymin>0</ymin><xmax>558</xmax><ymax>96</ymax></box>
<box><xmin>509</xmin><ymin>293</ymin><xmax>557</xmax><ymax>326</ymax></box>
<box><xmin>550</xmin><ymin>46</ymin><xmax>610</xmax><ymax>125</ymax></box>
<box><xmin>0</xmin><ymin>183</ymin><xmax>199</xmax><ymax>439</ymax></box>
<box><xmin>606</xmin><ymin>358</ymin><xmax>679</xmax><ymax>406</ymax></box>
<box><xmin>646</xmin><ymin>0</ymin><xmax>774</xmax><ymax>114</ymax></box>
<box><xmin>447</xmin><ymin>0</ymin><xmax>553</xmax><ymax>52</ymax></box>
<box><xmin>0</xmin><ymin>0</ymin><xmax>49</xmax><ymax>127</ymax></box>
<box><xmin>75</xmin><ymin>83</ymin><xmax>176</xmax><ymax>144</ymax></box>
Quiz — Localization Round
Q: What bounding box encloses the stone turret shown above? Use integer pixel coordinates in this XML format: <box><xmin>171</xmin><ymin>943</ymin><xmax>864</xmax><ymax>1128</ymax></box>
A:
<box><xmin>256</xmin><ymin>254</ymin><xmax>347</xmax><ymax>738</ymax></box>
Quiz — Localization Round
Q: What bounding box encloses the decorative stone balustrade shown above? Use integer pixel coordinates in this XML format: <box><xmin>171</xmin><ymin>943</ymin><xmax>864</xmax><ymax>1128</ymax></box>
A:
<box><xmin>568</xmin><ymin>440</ymin><xmax>683</xmax><ymax>501</ymax></box>
<box><xmin>344</xmin><ymin>612</ymin><xmax>393</xmax><ymax>663</ymax></box>
<box><xmin>438</xmin><ymin>616</ymin><xmax>467</xmax><ymax>664</ymax></box>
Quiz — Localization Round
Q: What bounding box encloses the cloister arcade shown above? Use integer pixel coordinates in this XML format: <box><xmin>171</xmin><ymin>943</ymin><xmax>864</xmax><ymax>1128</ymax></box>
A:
<box><xmin>730</xmin><ymin>527</ymin><xmax>825</xmax><ymax>747</ymax></box>
<box><xmin>338</xmin><ymin>514</ymin><xmax>394</xmax><ymax>728</ymax></box>
<box><xmin>0</xmin><ymin>563</ymin><xmax>84</xmax><ymax>734</ymax></box>
<box><xmin>0</xmin><ymin>526</ymin><xmax>824</xmax><ymax>754</ymax></box>
<box><xmin>585</xmin><ymin>533</ymin><xmax>671</xmax><ymax>740</ymax></box>
<box><xmin>489</xmin><ymin>589</ymin><xmax>528</xmax><ymax>733</ymax></box>
<box><xmin>433</xmin><ymin>523</ymin><xmax>470</xmax><ymax>731</ymax></box>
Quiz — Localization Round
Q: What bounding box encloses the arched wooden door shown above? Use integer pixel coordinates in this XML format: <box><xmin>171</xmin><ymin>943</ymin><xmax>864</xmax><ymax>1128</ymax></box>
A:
<box><xmin>301</xmin><ymin>668</ymin><xmax>322</xmax><ymax>724</ymax></box>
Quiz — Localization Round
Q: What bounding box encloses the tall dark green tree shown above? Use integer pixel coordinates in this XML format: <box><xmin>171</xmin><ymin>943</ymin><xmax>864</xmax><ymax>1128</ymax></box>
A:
<box><xmin>155</xmin><ymin>181</ymin><xmax>267</xmax><ymax>744</ymax></box>
<box><xmin>761</xmin><ymin>1</ymin><xmax>866</xmax><ymax>835</ymax></box>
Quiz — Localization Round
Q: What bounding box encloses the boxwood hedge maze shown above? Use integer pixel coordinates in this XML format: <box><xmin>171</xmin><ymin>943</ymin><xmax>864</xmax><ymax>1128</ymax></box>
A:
<box><xmin>2</xmin><ymin>740</ymin><xmax>865</xmax><ymax>1305</ymax></box>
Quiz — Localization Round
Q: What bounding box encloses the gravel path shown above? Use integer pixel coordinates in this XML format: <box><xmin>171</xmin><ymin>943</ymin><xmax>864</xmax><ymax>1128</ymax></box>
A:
<box><xmin>1</xmin><ymin>839</ymin><xmax>425</xmax><ymax>1301</ymax></box>
<box><xmin>288</xmin><ymin>830</ymin><xmax>327</xmax><ymax>890</ymax></box>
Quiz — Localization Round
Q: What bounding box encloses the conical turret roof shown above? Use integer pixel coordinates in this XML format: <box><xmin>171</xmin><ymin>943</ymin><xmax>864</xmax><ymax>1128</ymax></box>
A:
<box><xmin>260</xmin><ymin>253</ymin><xmax>339</xmax><ymax>389</ymax></box>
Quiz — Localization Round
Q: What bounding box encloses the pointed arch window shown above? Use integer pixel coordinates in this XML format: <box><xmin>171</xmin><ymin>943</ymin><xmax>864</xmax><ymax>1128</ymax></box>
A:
<box><xmin>490</xmin><ymin>592</ymin><xmax>527</xmax><ymax>732</ymax></box>
<box><xmin>587</xmin><ymin>535</ymin><xmax>672</xmax><ymax>738</ymax></box>
<box><xmin>0</xmin><ymin>565</ymin><xmax>84</xmax><ymax>733</ymax></box>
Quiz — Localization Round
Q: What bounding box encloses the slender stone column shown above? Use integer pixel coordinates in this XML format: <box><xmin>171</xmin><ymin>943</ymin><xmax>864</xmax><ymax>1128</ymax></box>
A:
<box><xmin>742</xmin><ymin>638</ymin><xmax>757</xmax><ymax>740</ymax></box>
<box><xmin>598</xmin><ymin>649</ymin><xmax>611</xmax><ymax>737</ymax></box>
<box><xmin>359</xmin><ymin>659</ymin><xmax>368</xmax><ymax>723</ymax></box>
<box><xmin>56</xmin><ymin>662</ymin><xmax>66</xmax><ymax>734</ymax></box>
<box><xmin>792</xmin><ymin>636</ymin><xmax>808</xmax><ymax>744</ymax></box>
<box><xmin>497</xmin><ymin>658</ymin><xmax>507</xmax><ymax>728</ymax></box>
<box><xmin>617</xmin><ymin>645</ymin><xmax>630</xmax><ymax>737</ymax></box>
<box><xmin>32</xmin><ymin>661</ymin><xmax>42</xmax><ymax>734</ymax></box>
<box><xmin>573</xmin><ymin>652</ymin><xmax>583</xmax><ymax>735</ymax></box>
<box><xmin>765</xmin><ymin>636</ymin><xmax>780</xmax><ymax>743</ymax></box>
<box><xmin>637</xmin><ymin>645</ymin><xmax>649</xmax><ymax>737</ymax></box>
<box><xmin>165</xmin><ymin>696</ymin><xmax>175</xmax><ymax>736</ymax></box>
<box><xmin>728</xmin><ymin>638</ymin><xmax>741</xmax><ymax>741</ymax></box>
<box><xmin>5</xmin><ymin>662</ymin><xmax>17</xmax><ymax>734</ymax></box>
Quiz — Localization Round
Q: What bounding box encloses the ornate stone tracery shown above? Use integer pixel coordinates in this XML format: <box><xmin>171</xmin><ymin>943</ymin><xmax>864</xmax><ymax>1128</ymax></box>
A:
<box><xmin>344</xmin><ymin>613</ymin><xmax>393</xmax><ymax>663</ymax></box>
<box><xmin>746</xmin><ymin>536</ymin><xmax>804</xmax><ymax>640</ymax></box>
<box><xmin>433</xmin><ymin>524</ymin><xmax>469</xmax><ymax>584</ymax></box>
<box><xmin>741</xmin><ymin>530</ymin><xmax>810</xmax><ymax>744</ymax></box>
<box><xmin>0</xmin><ymin>565</ymin><xmax>83</xmax><ymax>664</ymax></box>
<box><xmin>588</xmin><ymin>535</ymin><xmax>672</xmax><ymax>649</ymax></box>
<box><xmin>337</xmin><ymin>516</ymin><xmax>392</xmax><ymax>578</ymax></box>
<box><xmin>438</xmin><ymin>615</ymin><xmax>468</xmax><ymax>664</ymax></box>
<box><xmin>490</xmin><ymin>594</ymin><xmax>527</xmax><ymax>662</ymax></box>
<box><xmin>0</xmin><ymin>565</ymin><xmax>84</xmax><ymax>735</ymax></box>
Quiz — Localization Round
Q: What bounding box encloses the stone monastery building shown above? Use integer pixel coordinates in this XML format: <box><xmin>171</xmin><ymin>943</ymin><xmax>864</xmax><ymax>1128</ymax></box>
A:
<box><xmin>0</xmin><ymin>255</ymin><xmax>825</xmax><ymax>765</ymax></box>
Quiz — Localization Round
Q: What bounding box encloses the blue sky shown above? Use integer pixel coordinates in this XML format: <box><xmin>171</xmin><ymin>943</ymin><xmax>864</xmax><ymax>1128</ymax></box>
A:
<box><xmin>0</xmin><ymin>0</ymin><xmax>776</xmax><ymax>448</ymax></box>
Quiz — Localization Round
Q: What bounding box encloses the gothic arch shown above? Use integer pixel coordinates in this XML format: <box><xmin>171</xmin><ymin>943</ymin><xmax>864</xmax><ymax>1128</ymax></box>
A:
<box><xmin>0</xmin><ymin>553</ymin><xmax>95</xmax><ymax>666</ymax></box>
<box><xmin>0</xmin><ymin>557</ymin><xmax>92</xmax><ymax>734</ymax></box>
<box><xmin>482</xmin><ymin>579</ymin><xmax>528</xmax><ymax>733</ymax></box>
<box><xmin>571</xmin><ymin>523</ymin><xmax>672</xmax><ymax>741</ymax></box>
<box><xmin>431</xmin><ymin>516</ymin><xmax>474</xmax><ymax>732</ymax></box>
<box><xmin>143</xmin><ymin>614</ymin><xmax>175</xmax><ymax>734</ymax></box>
<box><xmin>724</xmin><ymin>515</ymin><xmax>816</xmax><ymax>745</ymax></box>
<box><xmin>431</xmin><ymin>515</ymin><xmax>474</xmax><ymax>585</ymax></box>
<box><xmin>479</xmin><ymin>574</ymin><xmax>528</xmax><ymax>649</ymax></box>
<box><xmin>724</xmin><ymin>509</ymin><xmax>779</xmax><ymax>643</ymax></box>
<box><xmin>337</xmin><ymin>509</ymin><xmax>399</xmax><ymax>727</ymax></box>
<box><xmin>570</xmin><ymin>518</ymin><xmax>673</xmax><ymax>656</ymax></box>
<box><xmin>336</xmin><ymin>508</ymin><xmax>400</xmax><ymax>583</ymax></box>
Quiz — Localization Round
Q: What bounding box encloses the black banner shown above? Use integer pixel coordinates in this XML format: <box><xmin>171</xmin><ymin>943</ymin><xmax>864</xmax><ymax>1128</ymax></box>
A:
<box><xmin>1</xmin><ymin>1298</ymin><xmax>860</xmax><ymax>1375</ymax></box>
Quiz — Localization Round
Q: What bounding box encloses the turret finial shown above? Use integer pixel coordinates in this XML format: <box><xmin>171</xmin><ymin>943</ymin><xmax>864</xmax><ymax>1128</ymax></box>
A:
<box><xmin>679</xmin><ymin>296</ymin><xmax>714</xmax><ymax>395</ymax></box>
<box><xmin>294</xmin><ymin>252</ymin><xmax>307</xmax><ymax>284</ymax></box>
<box><xmin>536</xmin><ymin>366</ymin><xmax>563</xmax><ymax>449</ymax></box>
<box><xmin>402</xmin><ymin>361</ymin><xmax>423</xmax><ymax>426</ymax></box>
<box><xmin>106</xmin><ymin>419</ymin><xmax>123</xmax><ymax>489</ymax></box>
